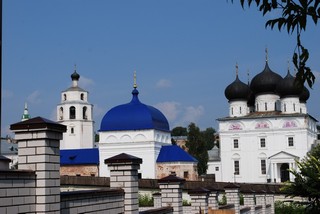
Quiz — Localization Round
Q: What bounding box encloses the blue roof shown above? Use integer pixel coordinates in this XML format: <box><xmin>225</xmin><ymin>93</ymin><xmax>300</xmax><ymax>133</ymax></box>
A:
<box><xmin>156</xmin><ymin>145</ymin><xmax>198</xmax><ymax>163</ymax></box>
<box><xmin>60</xmin><ymin>148</ymin><xmax>99</xmax><ymax>165</ymax></box>
<box><xmin>100</xmin><ymin>88</ymin><xmax>170</xmax><ymax>132</ymax></box>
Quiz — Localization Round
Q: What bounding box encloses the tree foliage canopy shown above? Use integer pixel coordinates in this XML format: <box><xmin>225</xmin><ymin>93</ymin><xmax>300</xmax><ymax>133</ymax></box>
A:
<box><xmin>171</xmin><ymin>126</ymin><xmax>188</xmax><ymax>136</ymax></box>
<box><xmin>281</xmin><ymin>144</ymin><xmax>320</xmax><ymax>213</ymax></box>
<box><xmin>233</xmin><ymin>0</ymin><xmax>320</xmax><ymax>88</ymax></box>
<box><xmin>176</xmin><ymin>123</ymin><xmax>216</xmax><ymax>175</ymax></box>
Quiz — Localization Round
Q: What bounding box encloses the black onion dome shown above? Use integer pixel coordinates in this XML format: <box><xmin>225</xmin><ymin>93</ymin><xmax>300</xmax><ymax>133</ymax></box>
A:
<box><xmin>299</xmin><ymin>86</ymin><xmax>310</xmax><ymax>103</ymax></box>
<box><xmin>250</xmin><ymin>62</ymin><xmax>283</xmax><ymax>95</ymax></box>
<box><xmin>276</xmin><ymin>71</ymin><xmax>303</xmax><ymax>98</ymax></box>
<box><xmin>247</xmin><ymin>91</ymin><xmax>255</xmax><ymax>107</ymax></box>
<box><xmin>71</xmin><ymin>71</ymin><xmax>80</xmax><ymax>81</ymax></box>
<box><xmin>225</xmin><ymin>75</ymin><xmax>251</xmax><ymax>101</ymax></box>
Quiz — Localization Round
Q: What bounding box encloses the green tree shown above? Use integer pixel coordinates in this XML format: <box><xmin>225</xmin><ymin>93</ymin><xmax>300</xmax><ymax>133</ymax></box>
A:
<box><xmin>186</xmin><ymin>123</ymin><xmax>209</xmax><ymax>175</ymax></box>
<box><xmin>281</xmin><ymin>144</ymin><xmax>320</xmax><ymax>213</ymax></box>
<box><xmin>201</xmin><ymin>127</ymin><xmax>216</xmax><ymax>150</ymax></box>
<box><xmin>171</xmin><ymin>126</ymin><xmax>188</xmax><ymax>136</ymax></box>
<box><xmin>95</xmin><ymin>132</ymin><xmax>99</xmax><ymax>142</ymax></box>
<box><xmin>234</xmin><ymin>0</ymin><xmax>320</xmax><ymax>87</ymax></box>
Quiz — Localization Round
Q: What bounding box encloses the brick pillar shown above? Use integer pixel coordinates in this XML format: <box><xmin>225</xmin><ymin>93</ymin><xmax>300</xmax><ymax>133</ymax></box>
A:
<box><xmin>105</xmin><ymin>153</ymin><xmax>142</xmax><ymax>214</ymax></box>
<box><xmin>158</xmin><ymin>174</ymin><xmax>185</xmax><ymax>214</ymax></box>
<box><xmin>265</xmin><ymin>194</ymin><xmax>275</xmax><ymax>214</ymax></box>
<box><xmin>153</xmin><ymin>192</ymin><xmax>162</xmax><ymax>208</ymax></box>
<box><xmin>224</xmin><ymin>183</ymin><xmax>240</xmax><ymax>214</ymax></box>
<box><xmin>255</xmin><ymin>192</ymin><xmax>266</xmax><ymax>214</ymax></box>
<box><xmin>188</xmin><ymin>187</ymin><xmax>210</xmax><ymax>214</ymax></box>
<box><xmin>208</xmin><ymin>187</ymin><xmax>219</xmax><ymax>210</ymax></box>
<box><xmin>243</xmin><ymin>190</ymin><xmax>255</xmax><ymax>214</ymax></box>
<box><xmin>10</xmin><ymin>117</ymin><xmax>66</xmax><ymax>214</ymax></box>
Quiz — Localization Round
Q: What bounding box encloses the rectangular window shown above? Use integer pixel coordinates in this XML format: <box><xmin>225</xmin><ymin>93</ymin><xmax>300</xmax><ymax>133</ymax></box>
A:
<box><xmin>233</xmin><ymin>139</ymin><xmax>239</xmax><ymax>149</ymax></box>
<box><xmin>215</xmin><ymin>167</ymin><xmax>219</xmax><ymax>171</ymax></box>
<box><xmin>183</xmin><ymin>171</ymin><xmax>189</xmax><ymax>178</ymax></box>
<box><xmin>260</xmin><ymin>138</ymin><xmax>266</xmax><ymax>148</ymax></box>
<box><xmin>261</xmin><ymin>159</ymin><xmax>266</xmax><ymax>174</ymax></box>
<box><xmin>234</xmin><ymin>160</ymin><xmax>240</xmax><ymax>175</ymax></box>
<box><xmin>288</xmin><ymin>137</ymin><xmax>294</xmax><ymax>147</ymax></box>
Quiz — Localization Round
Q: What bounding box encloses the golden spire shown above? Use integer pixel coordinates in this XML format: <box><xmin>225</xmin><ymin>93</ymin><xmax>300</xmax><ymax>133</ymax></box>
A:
<box><xmin>74</xmin><ymin>64</ymin><xmax>77</xmax><ymax>72</ymax></box>
<box><xmin>133</xmin><ymin>71</ymin><xmax>137</xmax><ymax>89</ymax></box>
<box><xmin>235</xmin><ymin>62</ymin><xmax>239</xmax><ymax>77</ymax></box>
<box><xmin>265</xmin><ymin>48</ymin><xmax>268</xmax><ymax>62</ymax></box>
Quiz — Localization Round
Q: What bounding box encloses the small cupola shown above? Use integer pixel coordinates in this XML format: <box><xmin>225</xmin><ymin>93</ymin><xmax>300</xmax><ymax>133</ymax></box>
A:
<box><xmin>225</xmin><ymin>64</ymin><xmax>251</xmax><ymax>117</ymax></box>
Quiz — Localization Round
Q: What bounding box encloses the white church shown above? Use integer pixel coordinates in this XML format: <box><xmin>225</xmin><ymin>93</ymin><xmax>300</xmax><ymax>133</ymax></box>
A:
<box><xmin>55</xmin><ymin>56</ymin><xmax>317</xmax><ymax>182</ymax></box>
<box><xmin>56</xmin><ymin>70</ymin><xmax>195</xmax><ymax>179</ymax></box>
<box><xmin>208</xmin><ymin>54</ymin><xmax>318</xmax><ymax>183</ymax></box>
<box><xmin>98</xmin><ymin>75</ymin><xmax>172</xmax><ymax>178</ymax></box>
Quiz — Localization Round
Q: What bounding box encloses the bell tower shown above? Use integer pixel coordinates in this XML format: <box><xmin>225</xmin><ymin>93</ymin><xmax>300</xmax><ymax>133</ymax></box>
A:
<box><xmin>57</xmin><ymin>67</ymin><xmax>94</xmax><ymax>149</ymax></box>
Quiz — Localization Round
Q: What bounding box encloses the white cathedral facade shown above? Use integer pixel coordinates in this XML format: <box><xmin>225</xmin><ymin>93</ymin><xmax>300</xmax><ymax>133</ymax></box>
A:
<box><xmin>208</xmin><ymin>57</ymin><xmax>318</xmax><ymax>183</ymax></box>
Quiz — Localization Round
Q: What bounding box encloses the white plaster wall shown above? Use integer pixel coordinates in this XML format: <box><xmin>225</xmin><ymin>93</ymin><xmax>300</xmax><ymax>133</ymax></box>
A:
<box><xmin>280</xmin><ymin>97</ymin><xmax>300</xmax><ymax>114</ymax></box>
<box><xmin>217</xmin><ymin>115</ymin><xmax>317</xmax><ymax>183</ymax></box>
<box><xmin>61</xmin><ymin>90</ymin><xmax>88</xmax><ymax>102</ymax></box>
<box><xmin>207</xmin><ymin>161</ymin><xmax>222</xmax><ymax>181</ymax></box>
<box><xmin>300</xmin><ymin>103</ymin><xmax>307</xmax><ymax>113</ymax></box>
<box><xmin>57</xmin><ymin>87</ymin><xmax>94</xmax><ymax>149</ymax></box>
<box><xmin>255</xmin><ymin>94</ymin><xmax>280</xmax><ymax>112</ymax></box>
<box><xmin>229</xmin><ymin>101</ymin><xmax>249</xmax><ymax>117</ymax></box>
<box><xmin>99</xmin><ymin>129</ymin><xmax>171</xmax><ymax>178</ymax></box>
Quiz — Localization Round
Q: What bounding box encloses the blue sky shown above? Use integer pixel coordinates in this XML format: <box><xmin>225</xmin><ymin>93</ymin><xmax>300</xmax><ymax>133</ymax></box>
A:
<box><xmin>2</xmin><ymin>0</ymin><xmax>320</xmax><ymax>136</ymax></box>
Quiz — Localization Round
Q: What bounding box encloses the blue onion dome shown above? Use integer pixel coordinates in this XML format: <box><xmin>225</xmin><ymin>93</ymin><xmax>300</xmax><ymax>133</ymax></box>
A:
<box><xmin>71</xmin><ymin>71</ymin><xmax>80</xmax><ymax>81</ymax></box>
<box><xmin>250</xmin><ymin>62</ymin><xmax>283</xmax><ymax>95</ymax></box>
<box><xmin>276</xmin><ymin>70</ymin><xmax>303</xmax><ymax>98</ymax></box>
<box><xmin>100</xmin><ymin>88</ymin><xmax>170</xmax><ymax>132</ymax></box>
<box><xmin>299</xmin><ymin>86</ymin><xmax>310</xmax><ymax>103</ymax></box>
<box><xmin>225</xmin><ymin>75</ymin><xmax>251</xmax><ymax>101</ymax></box>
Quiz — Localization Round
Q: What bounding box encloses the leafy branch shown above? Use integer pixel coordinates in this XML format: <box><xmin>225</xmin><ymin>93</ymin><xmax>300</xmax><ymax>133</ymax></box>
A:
<box><xmin>233</xmin><ymin>0</ymin><xmax>320</xmax><ymax>88</ymax></box>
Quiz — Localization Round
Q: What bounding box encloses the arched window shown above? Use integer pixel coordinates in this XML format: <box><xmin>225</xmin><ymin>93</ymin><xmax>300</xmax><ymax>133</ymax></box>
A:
<box><xmin>293</xmin><ymin>103</ymin><xmax>296</xmax><ymax>111</ymax></box>
<box><xmin>256</xmin><ymin>104</ymin><xmax>259</xmax><ymax>111</ymax></box>
<box><xmin>81</xmin><ymin>93</ymin><xmax>84</xmax><ymax>100</ymax></box>
<box><xmin>59</xmin><ymin>107</ymin><xmax>63</xmax><ymax>120</ymax></box>
<box><xmin>239</xmin><ymin>107</ymin><xmax>242</xmax><ymax>114</ymax></box>
<box><xmin>83</xmin><ymin>106</ymin><xmax>87</xmax><ymax>119</ymax></box>
<box><xmin>69</xmin><ymin>106</ymin><xmax>76</xmax><ymax>119</ymax></box>
<box><xmin>284</xmin><ymin>104</ymin><xmax>287</xmax><ymax>112</ymax></box>
<box><xmin>64</xmin><ymin>94</ymin><xmax>67</xmax><ymax>101</ymax></box>
<box><xmin>231</xmin><ymin>107</ymin><xmax>233</xmax><ymax>115</ymax></box>
<box><xmin>265</xmin><ymin>102</ymin><xmax>267</xmax><ymax>111</ymax></box>
<box><xmin>71</xmin><ymin>127</ymin><xmax>74</xmax><ymax>134</ymax></box>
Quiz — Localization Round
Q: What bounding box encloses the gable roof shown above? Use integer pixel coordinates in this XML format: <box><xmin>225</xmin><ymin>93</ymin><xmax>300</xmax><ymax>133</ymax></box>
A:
<box><xmin>156</xmin><ymin>145</ymin><xmax>197</xmax><ymax>163</ymax></box>
<box><xmin>60</xmin><ymin>148</ymin><xmax>99</xmax><ymax>165</ymax></box>
<box><xmin>268</xmin><ymin>151</ymin><xmax>299</xmax><ymax>159</ymax></box>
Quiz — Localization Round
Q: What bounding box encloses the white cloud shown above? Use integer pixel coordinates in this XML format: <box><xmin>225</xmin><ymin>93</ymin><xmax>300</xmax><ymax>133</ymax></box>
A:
<box><xmin>79</xmin><ymin>76</ymin><xmax>94</xmax><ymax>88</ymax></box>
<box><xmin>181</xmin><ymin>105</ymin><xmax>205</xmax><ymax>125</ymax></box>
<box><xmin>156</xmin><ymin>79</ymin><xmax>172</xmax><ymax>89</ymax></box>
<box><xmin>154</xmin><ymin>101</ymin><xmax>181</xmax><ymax>121</ymax></box>
<box><xmin>27</xmin><ymin>90</ymin><xmax>42</xmax><ymax>104</ymax></box>
<box><xmin>2</xmin><ymin>89</ymin><xmax>14</xmax><ymax>99</ymax></box>
<box><xmin>155</xmin><ymin>102</ymin><xmax>205</xmax><ymax>128</ymax></box>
